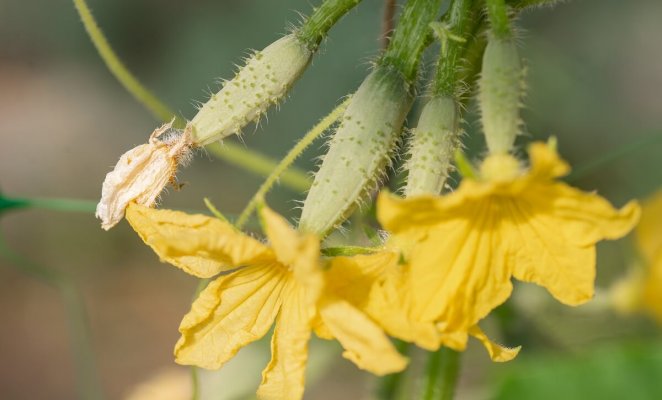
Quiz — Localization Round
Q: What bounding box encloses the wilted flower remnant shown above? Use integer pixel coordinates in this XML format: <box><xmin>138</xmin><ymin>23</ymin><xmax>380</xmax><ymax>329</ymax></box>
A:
<box><xmin>96</xmin><ymin>122</ymin><xmax>192</xmax><ymax>230</ymax></box>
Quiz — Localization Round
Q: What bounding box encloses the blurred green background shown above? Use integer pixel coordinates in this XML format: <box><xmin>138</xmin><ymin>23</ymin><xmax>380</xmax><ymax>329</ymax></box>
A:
<box><xmin>1</xmin><ymin>0</ymin><xmax>661</xmax><ymax>399</ymax></box>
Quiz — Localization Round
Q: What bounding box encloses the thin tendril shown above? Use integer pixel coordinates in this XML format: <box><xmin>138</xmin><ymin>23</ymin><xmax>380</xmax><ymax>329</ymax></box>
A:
<box><xmin>235</xmin><ymin>97</ymin><xmax>351</xmax><ymax>229</ymax></box>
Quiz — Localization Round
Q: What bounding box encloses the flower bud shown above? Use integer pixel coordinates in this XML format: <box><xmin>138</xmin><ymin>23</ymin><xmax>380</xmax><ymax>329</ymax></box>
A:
<box><xmin>96</xmin><ymin>122</ymin><xmax>192</xmax><ymax>230</ymax></box>
<box><xmin>404</xmin><ymin>96</ymin><xmax>460</xmax><ymax>196</ymax></box>
<box><xmin>299</xmin><ymin>66</ymin><xmax>413</xmax><ymax>236</ymax></box>
<box><xmin>478</xmin><ymin>37</ymin><xmax>524</xmax><ymax>154</ymax></box>
<box><xmin>189</xmin><ymin>34</ymin><xmax>312</xmax><ymax>146</ymax></box>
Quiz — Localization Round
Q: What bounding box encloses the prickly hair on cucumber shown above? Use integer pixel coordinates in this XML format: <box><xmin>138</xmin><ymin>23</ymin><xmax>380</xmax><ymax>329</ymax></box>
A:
<box><xmin>298</xmin><ymin>0</ymin><xmax>442</xmax><ymax>236</ymax></box>
<box><xmin>479</xmin><ymin>0</ymin><xmax>525</xmax><ymax>155</ymax></box>
<box><xmin>299</xmin><ymin>67</ymin><xmax>413</xmax><ymax>235</ymax></box>
<box><xmin>189</xmin><ymin>0</ymin><xmax>365</xmax><ymax>145</ymax></box>
<box><xmin>189</xmin><ymin>35</ymin><xmax>312</xmax><ymax>146</ymax></box>
<box><xmin>478</xmin><ymin>37</ymin><xmax>524</xmax><ymax>154</ymax></box>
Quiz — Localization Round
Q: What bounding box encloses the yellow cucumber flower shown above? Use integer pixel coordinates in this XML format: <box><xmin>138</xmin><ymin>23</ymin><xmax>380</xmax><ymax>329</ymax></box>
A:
<box><xmin>125</xmin><ymin>203</ymin><xmax>406</xmax><ymax>400</ymax></box>
<box><xmin>611</xmin><ymin>190</ymin><xmax>662</xmax><ymax>323</ymax></box>
<box><xmin>376</xmin><ymin>141</ymin><xmax>640</xmax><ymax>350</ymax></box>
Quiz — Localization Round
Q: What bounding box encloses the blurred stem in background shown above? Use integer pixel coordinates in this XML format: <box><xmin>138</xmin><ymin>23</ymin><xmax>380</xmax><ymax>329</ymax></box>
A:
<box><xmin>0</xmin><ymin>233</ymin><xmax>103</xmax><ymax>400</ymax></box>
<box><xmin>375</xmin><ymin>339</ymin><xmax>409</xmax><ymax>400</ymax></box>
<box><xmin>0</xmin><ymin>195</ymin><xmax>96</xmax><ymax>214</ymax></box>
<box><xmin>422</xmin><ymin>347</ymin><xmax>461</xmax><ymax>400</ymax></box>
<box><xmin>380</xmin><ymin>0</ymin><xmax>397</xmax><ymax>48</ymax></box>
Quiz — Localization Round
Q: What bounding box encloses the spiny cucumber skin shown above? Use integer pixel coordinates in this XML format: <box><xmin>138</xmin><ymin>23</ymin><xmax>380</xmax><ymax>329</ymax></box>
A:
<box><xmin>478</xmin><ymin>37</ymin><xmax>523</xmax><ymax>154</ymax></box>
<box><xmin>299</xmin><ymin>67</ymin><xmax>413</xmax><ymax>236</ymax></box>
<box><xmin>405</xmin><ymin>96</ymin><xmax>460</xmax><ymax>197</ymax></box>
<box><xmin>189</xmin><ymin>34</ymin><xmax>312</xmax><ymax>146</ymax></box>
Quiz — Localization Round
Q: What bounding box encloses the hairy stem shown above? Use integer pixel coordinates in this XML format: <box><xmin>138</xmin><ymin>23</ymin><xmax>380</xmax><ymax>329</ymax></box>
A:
<box><xmin>381</xmin><ymin>0</ymin><xmax>444</xmax><ymax>82</ymax></box>
<box><xmin>297</xmin><ymin>0</ymin><xmax>363</xmax><ymax>50</ymax></box>
<box><xmin>432</xmin><ymin>0</ymin><xmax>480</xmax><ymax>96</ymax></box>
<box><xmin>485</xmin><ymin>0</ymin><xmax>512</xmax><ymax>39</ymax></box>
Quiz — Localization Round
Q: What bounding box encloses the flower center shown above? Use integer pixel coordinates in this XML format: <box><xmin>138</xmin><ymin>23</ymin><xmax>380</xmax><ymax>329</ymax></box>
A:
<box><xmin>479</xmin><ymin>154</ymin><xmax>521</xmax><ymax>182</ymax></box>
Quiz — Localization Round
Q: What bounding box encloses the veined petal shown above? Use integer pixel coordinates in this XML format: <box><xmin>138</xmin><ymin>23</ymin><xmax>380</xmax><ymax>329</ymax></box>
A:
<box><xmin>260</xmin><ymin>206</ymin><xmax>322</xmax><ymax>296</ymax></box>
<box><xmin>524</xmin><ymin>182</ymin><xmax>640</xmax><ymax>247</ymax></box>
<box><xmin>377</xmin><ymin>192</ymin><xmax>466</xmax><ymax>233</ymax></box>
<box><xmin>319</xmin><ymin>298</ymin><xmax>408</xmax><ymax>375</ymax></box>
<box><xmin>325</xmin><ymin>251</ymin><xmax>398</xmax><ymax>309</ymax></box>
<box><xmin>406</xmin><ymin>199</ymin><xmax>513</xmax><ymax>337</ymax></box>
<box><xmin>126</xmin><ymin>203</ymin><xmax>273</xmax><ymax>278</ymax></box>
<box><xmin>505</xmin><ymin>192</ymin><xmax>635</xmax><ymax>305</ymax></box>
<box><xmin>468</xmin><ymin>326</ymin><xmax>520</xmax><ymax>362</ymax></box>
<box><xmin>174</xmin><ymin>263</ymin><xmax>287</xmax><ymax>369</ymax></box>
<box><xmin>258</xmin><ymin>285</ymin><xmax>314</xmax><ymax>400</ymax></box>
<box><xmin>326</xmin><ymin>251</ymin><xmax>441</xmax><ymax>350</ymax></box>
<box><xmin>505</xmin><ymin>197</ymin><xmax>595</xmax><ymax>305</ymax></box>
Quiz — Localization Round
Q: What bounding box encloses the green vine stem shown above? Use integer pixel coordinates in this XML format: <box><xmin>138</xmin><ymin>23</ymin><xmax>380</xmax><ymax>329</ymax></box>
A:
<box><xmin>0</xmin><ymin>195</ymin><xmax>96</xmax><ymax>214</ymax></box>
<box><xmin>0</xmin><ymin>234</ymin><xmax>103</xmax><ymax>400</ymax></box>
<box><xmin>381</xmin><ymin>0</ymin><xmax>443</xmax><ymax>82</ymax></box>
<box><xmin>297</xmin><ymin>0</ymin><xmax>363</xmax><ymax>50</ymax></box>
<box><xmin>236</xmin><ymin>97</ymin><xmax>351</xmax><ymax>229</ymax></box>
<box><xmin>72</xmin><ymin>0</ymin><xmax>172</xmax><ymax>122</ymax></box>
<box><xmin>431</xmin><ymin>0</ymin><xmax>479</xmax><ymax>96</ymax></box>
<box><xmin>422</xmin><ymin>347</ymin><xmax>461</xmax><ymax>400</ymax></box>
<box><xmin>486</xmin><ymin>0</ymin><xmax>512</xmax><ymax>39</ymax></box>
<box><xmin>375</xmin><ymin>339</ymin><xmax>410</xmax><ymax>400</ymax></box>
<box><xmin>72</xmin><ymin>0</ymin><xmax>310</xmax><ymax>193</ymax></box>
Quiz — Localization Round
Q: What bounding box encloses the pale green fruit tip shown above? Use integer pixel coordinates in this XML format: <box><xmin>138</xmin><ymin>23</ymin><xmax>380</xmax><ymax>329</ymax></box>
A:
<box><xmin>189</xmin><ymin>34</ymin><xmax>313</xmax><ymax>146</ymax></box>
<box><xmin>405</xmin><ymin>96</ymin><xmax>460</xmax><ymax>197</ymax></box>
<box><xmin>299</xmin><ymin>66</ymin><xmax>413</xmax><ymax>237</ymax></box>
<box><xmin>478</xmin><ymin>37</ymin><xmax>524</xmax><ymax>155</ymax></box>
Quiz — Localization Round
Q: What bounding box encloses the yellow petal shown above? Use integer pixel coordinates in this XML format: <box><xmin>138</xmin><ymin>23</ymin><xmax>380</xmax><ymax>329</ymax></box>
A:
<box><xmin>258</xmin><ymin>286</ymin><xmax>314</xmax><ymax>400</ymax></box>
<box><xmin>377</xmin><ymin>192</ymin><xmax>463</xmax><ymax>233</ymax></box>
<box><xmin>319</xmin><ymin>298</ymin><xmax>408</xmax><ymax>375</ymax></box>
<box><xmin>174</xmin><ymin>264</ymin><xmax>287</xmax><ymax>369</ymax></box>
<box><xmin>325</xmin><ymin>251</ymin><xmax>397</xmax><ymax>309</ymax></box>
<box><xmin>260</xmin><ymin>206</ymin><xmax>322</xmax><ymax>296</ymax></box>
<box><xmin>126</xmin><ymin>203</ymin><xmax>273</xmax><ymax>278</ymax></box>
<box><xmin>366</xmin><ymin>261</ymin><xmax>443</xmax><ymax>351</ymax></box>
<box><xmin>610</xmin><ymin>268</ymin><xmax>645</xmax><ymax>314</ymax></box>
<box><xmin>637</xmin><ymin>190</ymin><xmax>662</xmax><ymax>261</ymax></box>
<box><xmin>509</xmin><ymin>185</ymin><xmax>639</xmax><ymax>305</ymax></box>
<box><xmin>525</xmin><ymin>182</ymin><xmax>640</xmax><ymax>247</ymax></box>
<box><xmin>326</xmin><ymin>251</ymin><xmax>441</xmax><ymax>350</ymax></box>
<box><xmin>469</xmin><ymin>326</ymin><xmax>520</xmax><ymax>362</ymax></box>
<box><xmin>527</xmin><ymin>141</ymin><xmax>570</xmax><ymax>179</ymax></box>
<box><xmin>405</xmin><ymin>199</ymin><xmax>513</xmax><ymax>339</ymax></box>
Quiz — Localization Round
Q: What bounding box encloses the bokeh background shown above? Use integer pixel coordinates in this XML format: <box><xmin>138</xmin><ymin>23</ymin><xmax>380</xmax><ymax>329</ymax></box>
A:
<box><xmin>1</xmin><ymin>0</ymin><xmax>661</xmax><ymax>399</ymax></box>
